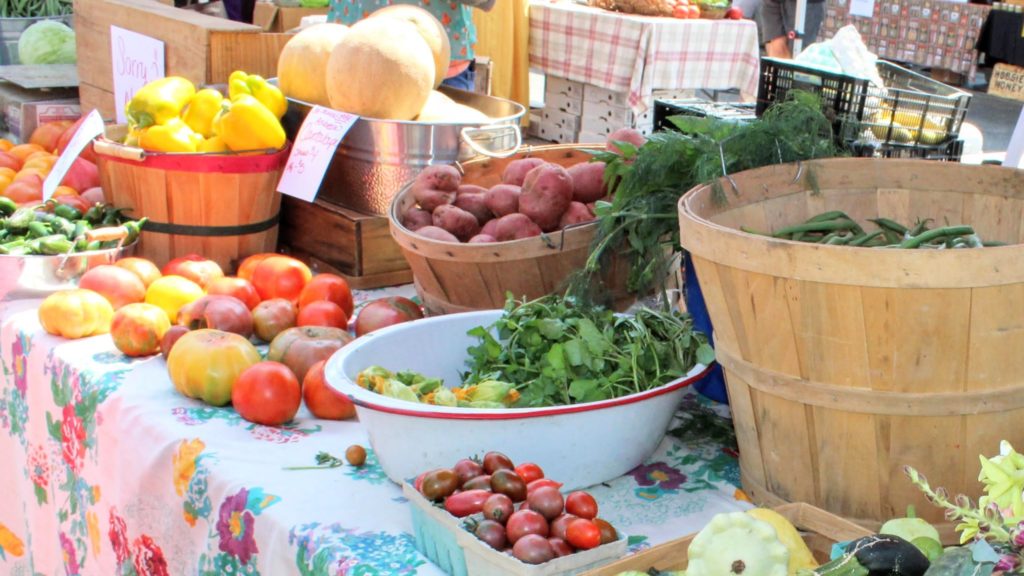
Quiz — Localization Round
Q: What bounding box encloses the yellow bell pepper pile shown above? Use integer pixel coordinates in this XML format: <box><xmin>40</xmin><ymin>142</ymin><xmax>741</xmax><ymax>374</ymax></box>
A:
<box><xmin>124</xmin><ymin>71</ymin><xmax>288</xmax><ymax>154</ymax></box>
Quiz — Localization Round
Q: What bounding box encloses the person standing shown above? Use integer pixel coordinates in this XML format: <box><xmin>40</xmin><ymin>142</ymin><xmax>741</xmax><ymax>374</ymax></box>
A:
<box><xmin>760</xmin><ymin>0</ymin><xmax>825</xmax><ymax>58</ymax></box>
<box><xmin>328</xmin><ymin>0</ymin><xmax>495</xmax><ymax>91</ymax></box>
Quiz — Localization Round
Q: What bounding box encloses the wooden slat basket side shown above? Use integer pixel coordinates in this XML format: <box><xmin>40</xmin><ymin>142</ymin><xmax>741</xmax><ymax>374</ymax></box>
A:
<box><xmin>582</xmin><ymin>504</ymin><xmax>873</xmax><ymax>576</ymax></box>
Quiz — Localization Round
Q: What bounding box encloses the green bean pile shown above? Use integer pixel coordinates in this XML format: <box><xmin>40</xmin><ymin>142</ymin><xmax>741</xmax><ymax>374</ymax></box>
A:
<box><xmin>0</xmin><ymin>198</ymin><xmax>146</xmax><ymax>256</ymax></box>
<box><xmin>1</xmin><ymin>0</ymin><xmax>72</xmax><ymax>18</ymax></box>
<box><xmin>746</xmin><ymin>211</ymin><xmax>1000</xmax><ymax>249</ymax></box>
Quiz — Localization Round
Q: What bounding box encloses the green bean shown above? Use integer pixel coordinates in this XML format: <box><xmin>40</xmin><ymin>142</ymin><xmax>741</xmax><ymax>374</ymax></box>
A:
<box><xmin>909</xmin><ymin>218</ymin><xmax>933</xmax><ymax>237</ymax></box>
<box><xmin>868</xmin><ymin>218</ymin><xmax>909</xmax><ymax>235</ymax></box>
<box><xmin>772</xmin><ymin>218</ymin><xmax>859</xmax><ymax>238</ymax></box>
<box><xmin>849</xmin><ymin>230</ymin><xmax>883</xmax><ymax>246</ymax></box>
<box><xmin>807</xmin><ymin>210</ymin><xmax>851</xmax><ymax>223</ymax></box>
<box><xmin>983</xmin><ymin>241</ymin><xmax>1008</xmax><ymax>247</ymax></box>
<box><xmin>899</xmin><ymin>225</ymin><xmax>975</xmax><ymax>249</ymax></box>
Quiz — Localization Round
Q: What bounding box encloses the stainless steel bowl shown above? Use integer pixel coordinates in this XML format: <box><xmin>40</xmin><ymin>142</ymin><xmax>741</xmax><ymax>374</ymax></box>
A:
<box><xmin>0</xmin><ymin>242</ymin><xmax>137</xmax><ymax>302</ymax></box>
<box><xmin>282</xmin><ymin>86</ymin><xmax>526</xmax><ymax>215</ymax></box>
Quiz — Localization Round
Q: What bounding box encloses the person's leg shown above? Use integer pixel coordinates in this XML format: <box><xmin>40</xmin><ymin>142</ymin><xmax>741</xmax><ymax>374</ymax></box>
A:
<box><xmin>802</xmin><ymin>1</ymin><xmax>826</xmax><ymax>45</ymax></box>
<box><xmin>760</xmin><ymin>0</ymin><xmax>791</xmax><ymax>58</ymax></box>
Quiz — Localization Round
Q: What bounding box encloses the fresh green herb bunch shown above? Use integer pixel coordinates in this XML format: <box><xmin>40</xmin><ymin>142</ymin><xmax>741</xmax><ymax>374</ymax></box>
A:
<box><xmin>463</xmin><ymin>293</ymin><xmax>715</xmax><ymax>408</ymax></box>
<box><xmin>1</xmin><ymin>0</ymin><xmax>72</xmax><ymax>18</ymax></box>
<box><xmin>567</xmin><ymin>91</ymin><xmax>841</xmax><ymax>306</ymax></box>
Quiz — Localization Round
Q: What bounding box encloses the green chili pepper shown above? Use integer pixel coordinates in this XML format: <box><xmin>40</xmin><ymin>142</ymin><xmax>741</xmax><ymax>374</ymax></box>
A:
<box><xmin>85</xmin><ymin>241</ymin><xmax>102</xmax><ymax>251</ymax></box>
<box><xmin>71</xmin><ymin>220</ymin><xmax>89</xmax><ymax>241</ymax></box>
<box><xmin>27</xmin><ymin>221</ymin><xmax>51</xmax><ymax>239</ymax></box>
<box><xmin>4</xmin><ymin>207</ymin><xmax>36</xmax><ymax>231</ymax></box>
<box><xmin>84</xmin><ymin>205</ymin><xmax>104</xmax><ymax>224</ymax></box>
<box><xmin>38</xmin><ymin>235</ymin><xmax>75</xmax><ymax>255</ymax></box>
<box><xmin>52</xmin><ymin>217</ymin><xmax>75</xmax><ymax>239</ymax></box>
<box><xmin>0</xmin><ymin>197</ymin><xmax>16</xmax><ymax>216</ymax></box>
<box><xmin>53</xmin><ymin>204</ymin><xmax>82</xmax><ymax>221</ymax></box>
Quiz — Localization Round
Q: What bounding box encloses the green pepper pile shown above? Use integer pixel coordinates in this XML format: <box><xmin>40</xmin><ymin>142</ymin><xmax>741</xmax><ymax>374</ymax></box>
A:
<box><xmin>0</xmin><ymin>198</ymin><xmax>146</xmax><ymax>256</ymax></box>
<box><xmin>748</xmin><ymin>210</ymin><xmax>1000</xmax><ymax>249</ymax></box>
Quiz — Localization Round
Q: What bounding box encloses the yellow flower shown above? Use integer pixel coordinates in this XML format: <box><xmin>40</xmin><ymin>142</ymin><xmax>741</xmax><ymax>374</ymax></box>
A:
<box><xmin>87</xmin><ymin>510</ymin><xmax>100</xmax><ymax>557</ymax></box>
<box><xmin>92</xmin><ymin>485</ymin><xmax>101</xmax><ymax>503</ymax></box>
<box><xmin>0</xmin><ymin>522</ymin><xmax>24</xmax><ymax>558</ymax></box>
<box><xmin>173</xmin><ymin>438</ymin><xmax>206</xmax><ymax>497</ymax></box>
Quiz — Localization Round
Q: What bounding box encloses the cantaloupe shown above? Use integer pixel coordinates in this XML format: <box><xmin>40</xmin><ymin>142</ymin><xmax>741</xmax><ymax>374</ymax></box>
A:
<box><xmin>277</xmin><ymin>23</ymin><xmax>349</xmax><ymax>107</ymax></box>
<box><xmin>416</xmin><ymin>90</ymin><xmax>490</xmax><ymax>123</ymax></box>
<box><xmin>369</xmin><ymin>5</ymin><xmax>450</xmax><ymax>89</ymax></box>
<box><xmin>326</xmin><ymin>18</ymin><xmax>435</xmax><ymax>120</ymax></box>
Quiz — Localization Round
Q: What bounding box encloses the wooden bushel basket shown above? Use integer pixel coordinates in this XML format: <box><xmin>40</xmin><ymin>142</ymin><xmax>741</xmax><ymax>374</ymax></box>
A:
<box><xmin>94</xmin><ymin>126</ymin><xmax>287</xmax><ymax>271</ymax></box>
<box><xmin>389</xmin><ymin>145</ymin><xmax>638</xmax><ymax>315</ymax></box>
<box><xmin>678</xmin><ymin>158</ymin><xmax>1024</xmax><ymax>543</ymax></box>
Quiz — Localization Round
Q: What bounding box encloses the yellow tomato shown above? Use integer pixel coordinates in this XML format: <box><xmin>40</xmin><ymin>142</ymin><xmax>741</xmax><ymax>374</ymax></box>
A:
<box><xmin>144</xmin><ymin>275</ymin><xmax>204</xmax><ymax>323</ymax></box>
<box><xmin>0</xmin><ymin>167</ymin><xmax>15</xmax><ymax>181</ymax></box>
<box><xmin>38</xmin><ymin>289</ymin><xmax>114</xmax><ymax>339</ymax></box>
<box><xmin>22</xmin><ymin>155</ymin><xmax>56</xmax><ymax>171</ymax></box>
<box><xmin>0</xmin><ymin>174</ymin><xmax>11</xmax><ymax>196</ymax></box>
<box><xmin>7</xmin><ymin>144</ymin><xmax>44</xmax><ymax>162</ymax></box>
<box><xmin>50</xmin><ymin>186</ymin><xmax>79</xmax><ymax>199</ymax></box>
<box><xmin>0</xmin><ymin>139</ymin><xmax>13</xmax><ymax>152</ymax></box>
<box><xmin>166</xmin><ymin>329</ymin><xmax>261</xmax><ymax>406</ymax></box>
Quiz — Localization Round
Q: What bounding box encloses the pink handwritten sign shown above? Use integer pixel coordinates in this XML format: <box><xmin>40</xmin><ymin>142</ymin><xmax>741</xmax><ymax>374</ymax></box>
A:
<box><xmin>110</xmin><ymin>26</ymin><xmax>165</xmax><ymax>124</ymax></box>
<box><xmin>276</xmin><ymin>106</ymin><xmax>358</xmax><ymax>202</ymax></box>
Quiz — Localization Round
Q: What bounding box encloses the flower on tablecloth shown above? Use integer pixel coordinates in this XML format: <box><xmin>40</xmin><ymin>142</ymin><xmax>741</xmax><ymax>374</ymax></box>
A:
<box><xmin>11</xmin><ymin>331</ymin><xmax>28</xmax><ymax>396</ymax></box>
<box><xmin>216</xmin><ymin>488</ymin><xmax>259</xmax><ymax>565</ymax></box>
<box><xmin>289</xmin><ymin>523</ymin><xmax>425</xmax><ymax>576</ymax></box>
<box><xmin>0</xmin><ymin>522</ymin><xmax>24</xmax><ymax>559</ymax></box>
<box><xmin>173</xmin><ymin>438</ymin><xmax>206</xmax><ymax>497</ymax></box>
<box><xmin>28</xmin><ymin>442</ymin><xmax>52</xmax><ymax>501</ymax></box>
<box><xmin>630</xmin><ymin>462</ymin><xmax>687</xmax><ymax>500</ymax></box>
<box><xmin>60</xmin><ymin>404</ymin><xmax>86</xmax><ymax>474</ymax></box>
<box><xmin>86</xmin><ymin>510</ymin><xmax>100</xmax><ymax>558</ymax></box>
<box><xmin>109</xmin><ymin>507</ymin><xmax>130</xmax><ymax>565</ymax></box>
<box><xmin>60</xmin><ymin>531</ymin><xmax>79</xmax><ymax>575</ymax></box>
<box><xmin>132</xmin><ymin>534</ymin><xmax>169</xmax><ymax>576</ymax></box>
<box><xmin>343</xmin><ymin>449</ymin><xmax>387</xmax><ymax>485</ymax></box>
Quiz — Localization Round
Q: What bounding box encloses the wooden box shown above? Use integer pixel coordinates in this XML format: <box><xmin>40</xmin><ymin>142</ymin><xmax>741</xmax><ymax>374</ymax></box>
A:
<box><xmin>253</xmin><ymin>4</ymin><xmax>330</xmax><ymax>32</ymax></box>
<box><xmin>74</xmin><ymin>0</ymin><xmax>293</xmax><ymax>119</ymax></box>
<box><xmin>277</xmin><ymin>196</ymin><xmax>412</xmax><ymax>290</ymax></box>
<box><xmin>583</xmin><ymin>504</ymin><xmax>873</xmax><ymax>576</ymax></box>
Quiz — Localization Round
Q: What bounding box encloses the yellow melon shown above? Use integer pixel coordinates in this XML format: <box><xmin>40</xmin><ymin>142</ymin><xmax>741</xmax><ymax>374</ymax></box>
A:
<box><xmin>369</xmin><ymin>4</ymin><xmax>451</xmax><ymax>89</ymax></box>
<box><xmin>326</xmin><ymin>18</ymin><xmax>435</xmax><ymax>120</ymax></box>
<box><xmin>416</xmin><ymin>91</ymin><xmax>490</xmax><ymax>123</ymax></box>
<box><xmin>277</xmin><ymin>23</ymin><xmax>349</xmax><ymax>106</ymax></box>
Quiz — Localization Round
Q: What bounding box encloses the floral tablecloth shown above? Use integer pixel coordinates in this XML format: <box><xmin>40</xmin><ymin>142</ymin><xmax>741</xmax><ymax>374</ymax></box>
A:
<box><xmin>0</xmin><ymin>288</ymin><xmax>747</xmax><ymax>576</ymax></box>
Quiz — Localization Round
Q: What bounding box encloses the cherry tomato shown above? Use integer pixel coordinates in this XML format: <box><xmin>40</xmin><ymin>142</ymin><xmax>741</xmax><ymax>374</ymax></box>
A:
<box><xmin>514</xmin><ymin>462</ymin><xmax>544</xmax><ymax>484</ymax></box>
<box><xmin>565</xmin><ymin>491</ymin><xmax>598</xmax><ymax>520</ymax></box>
<box><xmin>474</xmin><ymin>519</ymin><xmax>507</xmax><ymax>551</ymax></box>
<box><xmin>594</xmin><ymin>518</ymin><xmax>618</xmax><ymax>544</ymax></box>
<box><xmin>505</xmin><ymin>510</ymin><xmax>549</xmax><ymax>544</ymax></box>
<box><xmin>482</xmin><ymin>493</ymin><xmax>514</xmax><ymax>524</ymax></box>
<box><xmin>453</xmin><ymin>458</ymin><xmax>485</xmax><ymax>486</ymax></box>
<box><xmin>415</xmin><ymin>469</ymin><xmax>442</xmax><ymax>493</ymax></box>
<box><xmin>549</xmin><ymin>514</ymin><xmax>579</xmax><ymax>541</ymax></box>
<box><xmin>491</xmin><ymin>469</ymin><xmax>527</xmax><ymax>502</ymax></box>
<box><xmin>512</xmin><ymin>534</ymin><xmax>554</xmax><ymax>565</ymax></box>
<box><xmin>420</xmin><ymin>469</ymin><xmax>459</xmax><ymax>502</ymax></box>
<box><xmin>549</xmin><ymin>537</ymin><xmax>574</xmax><ymax>557</ymax></box>
<box><xmin>482</xmin><ymin>451</ymin><xmax>515</xmax><ymax>474</ymax></box>
<box><xmin>462</xmin><ymin>474</ymin><xmax>492</xmax><ymax>492</ymax></box>
<box><xmin>526</xmin><ymin>486</ymin><xmax>564</xmax><ymax>521</ymax></box>
<box><xmin>527</xmin><ymin>478</ymin><xmax>563</xmax><ymax>495</ymax></box>
<box><xmin>444</xmin><ymin>489</ymin><xmax>492</xmax><ymax>518</ymax></box>
<box><xmin>566</xmin><ymin>518</ymin><xmax>602</xmax><ymax>550</ymax></box>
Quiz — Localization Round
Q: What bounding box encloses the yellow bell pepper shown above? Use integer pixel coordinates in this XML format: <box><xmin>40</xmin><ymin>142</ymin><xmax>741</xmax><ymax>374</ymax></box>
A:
<box><xmin>228</xmin><ymin>71</ymin><xmax>287</xmax><ymax>119</ymax></box>
<box><xmin>182</xmin><ymin>88</ymin><xmax>225</xmax><ymax>138</ymax></box>
<box><xmin>139</xmin><ymin>118</ymin><xmax>199</xmax><ymax>153</ymax></box>
<box><xmin>123</xmin><ymin>126</ymin><xmax>143</xmax><ymax>147</ymax></box>
<box><xmin>126</xmin><ymin>76</ymin><xmax>196</xmax><ymax>128</ymax></box>
<box><xmin>198</xmin><ymin>136</ymin><xmax>228</xmax><ymax>153</ymax></box>
<box><xmin>213</xmin><ymin>95</ymin><xmax>286</xmax><ymax>152</ymax></box>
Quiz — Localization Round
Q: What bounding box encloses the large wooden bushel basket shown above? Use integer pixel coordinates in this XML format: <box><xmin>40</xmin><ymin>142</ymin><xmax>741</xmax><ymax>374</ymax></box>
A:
<box><xmin>678</xmin><ymin>158</ymin><xmax>1024</xmax><ymax>543</ymax></box>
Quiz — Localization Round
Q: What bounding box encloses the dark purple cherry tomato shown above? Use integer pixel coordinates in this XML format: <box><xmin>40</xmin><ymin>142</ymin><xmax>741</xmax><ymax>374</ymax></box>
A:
<box><xmin>482</xmin><ymin>451</ymin><xmax>515</xmax><ymax>474</ymax></box>
<box><xmin>474</xmin><ymin>519</ymin><xmax>507</xmax><ymax>551</ymax></box>
<box><xmin>527</xmin><ymin>478</ymin><xmax>563</xmax><ymax>495</ymax></box>
<box><xmin>444</xmin><ymin>489</ymin><xmax>492</xmax><ymax>517</ymax></box>
<box><xmin>420</xmin><ymin>469</ymin><xmax>459</xmax><ymax>502</ymax></box>
<box><xmin>453</xmin><ymin>458</ymin><xmax>485</xmax><ymax>486</ymax></box>
<box><xmin>526</xmin><ymin>485</ymin><xmax>564</xmax><ymax>521</ymax></box>
<box><xmin>462</xmin><ymin>474</ymin><xmax>492</xmax><ymax>492</ymax></box>
<box><xmin>482</xmin><ymin>493</ymin><xmax>514</xmax><ymax>524</ymax></box>
<box><xmin>491</xmin><ymin>469</ymin><xmax>527</xmax><ymax>502</ymax></box>
<box><xmin>549</xmin><ymin>513</ymin><xmax>578</xmax><ymax>541</ymax></box>
<box><xmin>548</xmin><ymin>537</ymin><xmax>574</xmax><ymax>557</ymax></box>
<box><xmin>512</xmin><ymin>534</ymin><xmax>554</xmax><ymax>565</ymax></box>
<box><xmin>505</xmin><ymin>510</ymin><xmax>549</xmax><ymax>544</ymax></box>
<box><xmin>594</xmin><ymin>518</ymin><xmax>618</xmax><ymax>544</ymax></box>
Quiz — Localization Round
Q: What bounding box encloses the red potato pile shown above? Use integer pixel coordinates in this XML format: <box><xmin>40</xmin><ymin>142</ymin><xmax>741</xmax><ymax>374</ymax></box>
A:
<box><xmin>402</xmin><ymin>128</ymin><xmax>647</xmax><ymax>243</ymax></box>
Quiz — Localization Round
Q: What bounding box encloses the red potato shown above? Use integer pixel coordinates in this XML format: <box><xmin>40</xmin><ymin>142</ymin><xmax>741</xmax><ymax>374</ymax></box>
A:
<box><xmin>480</xmin><ymin>218</ymin><xmax>499</xmax><ymax>238</ymax></box>
<box><xmin>501</xmin><ymin>158</ymin><xmax>546</xmax><ymax>186</ymax></box>
<box><xmin>433</xmin><ymin>204</ymin><xmax>481</xmax><ymax>241</ymax></box>
<box><xmin>454</xmin><ymin>192</ymin><xmax>493</xmax><ymax>225</ymax></box>
<box><xmin>519</xmin><ymin>164</ymin><xmax>574</xmax><ymax>232</ymax></box>
<box><xmin>402</xmin><ymin>207</ymin><xmax>433</xmax><ymax>231</ymax></box>
<box><xmin>495</xmin><ymin>213</ymin><xmax>542</xmax><ymax>241</ymax></box>
<box><xmin>606</xmin><ymin>128</ymin><xmax>647</xmax><ymax>155</ymax></box>
<box><xmin>415</xmin><ymin>225</ymin><xmax>460</xmax><ymax>243</ymax></box>
<box><xmin>468</xmin><ymin>234</ymin><xmax>496</xmax><ymax>243</ymax></box>
<box><xmin>412</xmin><ymin>164</ymin><xmax>461</xmax><ymax>211</ymax></box>
<box><xmin>458</xmin><ymin>184</ymin><xmax>487</xmax><ymax>196</ymax></box>
<box><xmin>485</xmin><ymin>184</ymin><xmax>521</xmax><ymax>217</ymax></box>
<box><xmin>559</xmin><ymin>202</ymin><xmax>596</xmax><ymax>229</ymax></box>
<box><xmin>567</xmin><ymin>161</ymin><xmax>607</xmax><ymax>203</ymax></box>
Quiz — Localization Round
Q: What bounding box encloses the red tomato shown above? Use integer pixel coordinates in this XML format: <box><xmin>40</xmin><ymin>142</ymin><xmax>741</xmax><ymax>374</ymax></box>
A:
<box><xmin>302</xmin><ymin>360</ymin><xmax>356</xmax><ymax>420</ymax></box>
<box><xmin>414</xmin><ymin>468</ymin><xmax>444</xmax><ymax>494</ymax></box>
<box><xmin>515</xmin><ymin>463</ymin><xmax>544</xmax><ymax>484</ymax></box>
<box><xmin>672</xmin><ymin>5</ymin><xmax>690</xmax><ymax>17</ymax></box>
<box><xmin>298</xmin><ymin>274</ymin><xmax>354</xmax><ymax>319</ymax></box>
<box><xmin>53</xmin><ymin>194</ymin><xmax>91</xmax><ymax>214</ymax></box>
<box><xmin>251</xmin><ymin>255</ymin><xmax>312</xmax><ymax>303</ymax></box>
<box><xmin>566</xmin><ymin>518</ymin><xmax>602</xmax><ymax>550</ymax></box>
<box><xmin>527</xmin><ymin>478</ymin><xmax>563</xmax><ymax>495</ymax></box>
<box><xmin>549</xmin><ymin>537</ymin><xmax>574</xmax><ymax>557</ymax></box>
<box><xmin>0</xmin><ymin>151</ymin><xmax>21</xmax><ymax>172</ymax></box>
<box><xmin>505</xmin><ymin>510</ymin><xmax>549</xmax><ymax>544</ymax></box>
<box><xmin>443</xmin><ymin>489</ymin><xmax>492</xmax><ymax>518</ymax></box>
<box><xmin>30</xmin><ymin>121</ymin><xmax>74</xmax><ymax>153</ymax></box>
<box><xmin>354</xmin><ymin>296</ymin><xmax>424</xmax><ymax>337</ymax></box>
<box><xmin>550</xmin><ymin>514</ymin><xmax>579</xmax><ymax>541</ymax></box>
<box><xmin>160</xmin><ymin>325</ymin><xmax>190</xmax><ymax>360</ymax></box>
<box><xmin>162</xmin><ymin>255</ymin><xmax>224</xmax><ymax>289</ymax></box>
<box><xmin>60</xmin><ymin>157</ymin><xmax>99</xmax><ymax>193</ymax></box>
<box><xmin>725</xmin><ymin>6</ymin><xmax>743</xmax><ymax>18</ymax></box>
<box><xmin>297</xmin><ymin>300</ymin><xmax>349</xmax><ymax>329</ymax></box>
<box><xmin>231</xmin><ymin>361</ymin><xmax>302</xmax><ymax>426</ymax></box>
<box><xmin>3</xmin><ymin>175</ymin><xmax>42</xmax><ymax>204</ymax></box>
<box><xmin>205</xmin><ymin>277</ymin><xmax>261</xmax><ymax>310</ymax></box>
<box><xmin>236</xmin><ymin>253</ymin><xmax>276</xmax><ymax>281</ymax></box>
<box><xmin>565</xmin><ymin>491</ymin><xmax>598</xmax><ymax>520</ymax></box>
<box><xmin>687</xmin><ymin>4</ymin><xmax>700</xmax><ymax>17</ymax></box>
<box><xmin>79</xmin><ymin>265</ymin><xmax>147</xmax><ymax>310</ymax></box>
<box><xmin>57</xmin><ymin>115</ymin><xmax>99</xmax><ymax>164</ymax></box>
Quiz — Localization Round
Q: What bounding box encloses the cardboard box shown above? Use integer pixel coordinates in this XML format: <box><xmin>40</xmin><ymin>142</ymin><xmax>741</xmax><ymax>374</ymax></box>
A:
<box><xmin>535</xmin><ymin>120</ymin><xmax>578</xmax><ymax>144</ymax></box>
<box><xmin>544</xmin><ymin>91</ymin><xmax>583</xmax><ymax>115</ymax></box>
<box><xmin>582</xmin><ymin>99</ymin><xmax>654</xmax><ymax>131</ymax></box>
<box><xmin>541</xmin><ymin>107</ymin><xmax>581</xmax><ymax>131</ymax></box>
<box><xmin>74</xmin><ymin>0</ymin><xmax>293</xmax><ymax>119</ymax></box>
<box><xmin>584</xmin><ymin>83</ymin><xmax>629</xmax><ymax>107</ymax></box>
<box><xmin>0</xmin><ymin>81</ymin><xmax>79</xmax><ymax>141</ymax></box>
<box><xmin>545</xmin><ymin>76</ymin><xmax>584</xmax><ymax>100</ymax></box>
<box><xmin>252</xmin><ymin>4</ymin><xmax>329</xmax><ymax>32</ymax></box>
<box><xmin>576</xmin><ymin>131</ymin><xmax>607</xmax><ymax>144</ymax></box>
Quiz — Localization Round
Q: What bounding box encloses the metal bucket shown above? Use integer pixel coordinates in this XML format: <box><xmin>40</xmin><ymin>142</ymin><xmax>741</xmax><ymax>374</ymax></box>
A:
<box><xmin>282</xmin><ymin>86</ymin><xmax>526</xmax><ymax>215</ymax></box>
<box><xmin>0</xmin><ymin>242</ymin><xmax>136</xmax><ymax>303</ymax></box>
<box><xmin>0</xmin><ymin>15</ymin><xmax>73</xmax><ymax>65</ymax></box>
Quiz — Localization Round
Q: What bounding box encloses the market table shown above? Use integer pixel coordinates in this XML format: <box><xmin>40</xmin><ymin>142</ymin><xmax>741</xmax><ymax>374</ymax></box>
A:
<box><xmin>528</xmin><ymin>1</ymin><xmax>762</xmax><ymax>112</ymax></box>
<box><xmin>0</xmin><ymin>290</ymin><xmax>747</xmax><ymax>575</ymax></box>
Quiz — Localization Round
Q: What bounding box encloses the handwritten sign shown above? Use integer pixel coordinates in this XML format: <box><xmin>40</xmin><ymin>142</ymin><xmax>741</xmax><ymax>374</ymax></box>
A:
<box><xmin>276</xmin><ymin>106</ymin><xmax>358</xmax><ymax>202</ymax></box>
<box><xmin>43</xmin><ymin>110</ymin><xmax>105</xmax><ymax>202</ymax></box>
<box><xmin>110</xmin><ymin>26</ymin><xmax>165</xmax><ymax>124</ymax></box>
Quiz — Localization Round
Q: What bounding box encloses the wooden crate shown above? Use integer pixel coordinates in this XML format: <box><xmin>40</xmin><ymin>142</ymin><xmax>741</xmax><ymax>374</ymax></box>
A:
<box><xmin>584</xmin><ymin>504</ymin><xmax>873</xmax><ymax>576</ymax></box>
<box><xmin>74</xmin><ymin>0</ymin><xmax>292</xmax><ymax>119</ymax></box>
<box><xmin>253</xmin><ymin>4</ymin><xmax>330</xmax><ymax>32</ymax></box>
<box><xmin>277</xmin><ymin>196</ymin><xmax>412</xmax><ymax>290</ymax></box>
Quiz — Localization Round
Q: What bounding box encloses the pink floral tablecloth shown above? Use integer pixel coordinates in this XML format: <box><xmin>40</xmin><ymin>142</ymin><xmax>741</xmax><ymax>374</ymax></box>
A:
<box><xmin>0</xmin><ymin>289</ymin><xmax>748</xmax><ymax>575</ymax></box>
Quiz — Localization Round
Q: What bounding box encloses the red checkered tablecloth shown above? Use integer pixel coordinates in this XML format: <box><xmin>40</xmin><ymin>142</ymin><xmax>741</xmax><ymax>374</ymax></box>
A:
<box><xmin>529</xmin><ymin>1</ymin><xmax>761</xmax><ymax>113</ymax></box>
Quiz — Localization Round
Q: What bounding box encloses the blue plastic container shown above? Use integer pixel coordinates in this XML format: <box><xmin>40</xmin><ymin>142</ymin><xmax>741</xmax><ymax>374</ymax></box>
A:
<box><xmin>684</xmin><ymin>251</ymin><xmax>729</xmax><ymax>404</ymax></box>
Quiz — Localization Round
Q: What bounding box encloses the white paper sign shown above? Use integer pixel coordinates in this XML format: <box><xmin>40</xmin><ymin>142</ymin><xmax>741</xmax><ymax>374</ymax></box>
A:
<box><xmin>849</xmin><ymin>0</ymin><xmax>876</xmax><ymax>18</ymax></box>
<box><xmin>276</xmin><ymin>106</ymin><xmax>359</xmax><ymax>202</ymax></box>
<box><xmin>110</xmin><ymin>26</ymin><xmax>165</xmax><ymax>124</ymax></box>
<box><xmin>42</xmin><ymin>110</ymin><xmax>105</xmax><ymax>202</ymax></box>
<box><xmin>1004</xmin><ymin>107</ymin><xmax>1024</xmax><ymax>169</ymax></box>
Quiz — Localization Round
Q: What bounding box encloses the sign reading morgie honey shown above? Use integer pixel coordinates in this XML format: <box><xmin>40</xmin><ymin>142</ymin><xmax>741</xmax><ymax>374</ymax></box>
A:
<box><xmin>989</xmin><ymin>63</ymin><xmax>1024</xmax><ymax>102</ymax></box>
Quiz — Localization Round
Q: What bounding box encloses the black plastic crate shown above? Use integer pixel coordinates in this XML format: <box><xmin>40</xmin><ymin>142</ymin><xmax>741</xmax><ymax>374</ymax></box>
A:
<box><xmin>848</xmin><ymin>139</ymin><xmax>964</xmax><ymax>162</ymax></box>
<box><xmin>653</xmin><ymin>98</ymin><xmax>757</xmax><ymax>133</ymax></box>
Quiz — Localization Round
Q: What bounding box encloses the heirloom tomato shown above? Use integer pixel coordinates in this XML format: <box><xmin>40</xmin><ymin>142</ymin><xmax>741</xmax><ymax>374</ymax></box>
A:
<box><xmin>166</xmin><ymin>329</ymin><xmax>261</xmax><ymax>406</ymax></box>
<box><xmin>298</xmin><ymin>274</ymin><xmax>354</xmax><ymax>318</ymax></box>
<box><xmin>250</xmin><ymin>255</ymin><xmax>312</xmax><ymax>302</ymax></box>
<box><xmin>176</xmin><ymin>295</ymin><xmax>254</xmax><ymax>339</ymax></box>
<box><xmin>302</xmin><ymin>360</ymin><xmax>356</xmax><ymax>420</ymax></box>
<box><xmin>162</xmin><ymin>254</ymin><xmax>224</xmax><ymax>289</ymax></box>
<box><xmin>144</xmin><ymin>275</ymin><xmax>204</xmax><ymax>323</ymax></box>
<box><xmin>296</xmin><ymin>300</ymin><xmax>348</xmax><ymax>329</ymax></box>
<box><xmin>160</xmin><ymin>325</ymin><xmax>190</xmax><ymax>360</ymax></box>
<box><xmin>115</xmin><ymin>257</ymin><xmax>162</xmax><ymax>288</ymax></box>
<box><xmin>267</xmin><ymin>326</ymin><xmax>352</xmax><ymax>383</ymax></box>
<box><xmin>252</xmin><ymin>298</ymin><xmax>297</xmax><ymax>342</ymax></box>
<box><xmin>78</xmin><ymin>264</ymin><xmax>146</xmax><ymax>310</ymax></box>
<box><xmin>205</xmin><ymin>276</ymin><xmax>261</xmax><ymax>310</ymax></box>
<box><xmin>236</xmin><ymin>252</ymin><xmax>275</xmax><ymax>281</ymax></box>
<box><xmin>111</xmin><ymin>303</ymin><xmax>171</xmax><ymax>357</ymax></box>
<box><xmin>353</xmin><ymin>296</ymin><xmax>424</xmax><ymax>336</ymax></box>
<box><xmin>38</xmin><ymin>289</ymin><xmax>114</xmax><ymax>339</ymax></box>
<box><xmin>231</xmin><ymin>361</ymin><xmax>301</xmax><ymax>426</ymax></box>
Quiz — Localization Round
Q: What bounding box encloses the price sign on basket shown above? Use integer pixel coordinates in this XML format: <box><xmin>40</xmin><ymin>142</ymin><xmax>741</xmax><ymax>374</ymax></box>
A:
<box><xmin>277</xmin><ymin>106</ymin><xmax>358</xmax><ymax>202</ymax></box>
<box><xmin>110</xmin><ymin>26</ymin><xmax>165</xmax><ymax>125</ymax></box>
<box><xmin>42</xmin><ymin>110</ymin><xmax>105</xmax><ymax>202</ymax></box>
